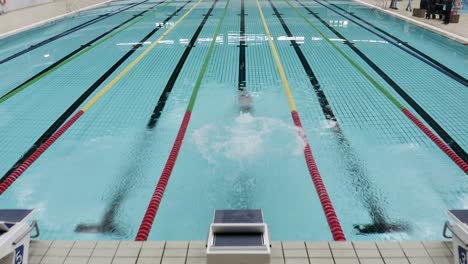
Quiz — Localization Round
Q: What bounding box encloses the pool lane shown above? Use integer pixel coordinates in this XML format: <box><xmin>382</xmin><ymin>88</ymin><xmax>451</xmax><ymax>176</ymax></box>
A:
<box><xmin>291</xmin><ymin>1</ymin><xmax>468</xmax><ymax>153</ymax></box>
<box><xmin>256</xmin><ymin>0</ymin><xmax>346</xmax><ymax>240</ymax></box>
<box><xmin>0</xmin><ymin>0</ymin><xmax>163</xmax><ymax>96</ymax></box>
<box><xmin>0</xmin><ymin>3</ymin><xmax>129</xmax><ymax>59</ymax></box>
<box><xmin>145</xmin><ymin>0</ymin><xmax>219</xmax><ymax>130</ymax></box>
<box><xmin>0</xmin><ymin>0</ymin><xmax>169</xmax><ymax>105</ymax></box>
<box><xmin>321</xmin><ymin>0</ymin><xmax>467</xmax><ymax>79</ymax></box>
<box><xmin>289</xmin><ymin>0</ymin><xmax>468</xmax><ymax>166</ymax></box>
<box><xmin>136</xmin><ymin>0</ymin><xmax>225</xmax><ymax>241</ymax></box>
<box><xmin>143</xmin><ymin>0</ymin><xmax>338</xmax><ymax>241</ymax></box>
<box><xmin>317</xmin><ymin>0</ymin><xmax>467</xmax><ymax>86</ymax></box>
<box><xmin>268</xmin><ymin>0</ymin><xmax>404</xmax><ymax>235</ymax></box>
<box><xmin>0</xmin><ymin>0</ymin><xmax>195</xmax><ymax>189</ymax></box>
<box><xmin>0</xmin><ymin>3</ymin><xmax>126</xmax><ymax>60</ymax></box>
<box><xmin>262</xmin><ymin>0</ymin><xmax>467</xmax><ymax>240</ymax></box>
<box><xmin>0</xmin><ymin>0</ymin><xmax>223</xmax><ymax>240</ymax></box>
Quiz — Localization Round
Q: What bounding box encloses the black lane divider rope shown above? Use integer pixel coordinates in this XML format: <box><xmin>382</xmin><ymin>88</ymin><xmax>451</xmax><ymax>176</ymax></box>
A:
<box><xmin>0</xmin><ymin>0</ymin><xmax>151</xmax><ymax>65</ymax></box>
<box><xmin>269</xmin><ymin>0</ymin><xmax>408</xmax><ymax>234</ymax></box>
<box><xmin>297</xmin><ymin>0</ymin><xmax>468</xmax><ymax>164</ymax></box>
<box><xmin>0</xmin><ymin>0</ymin><xmax>166</xmax><ymax>104</ymax></box>
<box><xmin>147</xmin><ymin>0</ymin><xmax>218</xmax><ymax>129</ymax></box>
<box><xmin>0</xmin><ymin>1</ymin><xmax>191</xmax><ymax>189</ymax></box>
<box><xmin>312</xmin><ymin>0</ymin><xmax>468</xmax><ymax>87</ymax></box>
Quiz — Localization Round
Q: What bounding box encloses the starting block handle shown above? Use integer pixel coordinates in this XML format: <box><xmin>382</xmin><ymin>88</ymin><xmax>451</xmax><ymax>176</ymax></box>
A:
<box><xmin>443</xmin><ymin>221</ymin><xmax>453</xmax><ymax>239</ymax></box>
<box><xmin>13</xmin><ymin>221</ymin><xmax>39</xmax><ymax>245</ymax></box>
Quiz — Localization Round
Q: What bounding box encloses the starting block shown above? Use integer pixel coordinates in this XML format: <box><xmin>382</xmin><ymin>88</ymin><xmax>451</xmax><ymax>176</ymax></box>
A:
<box><xmin>0</xmin><ymin>210</ymin><xmax>39</xmax><ymax>264</ymax></box>
<box><xmin>206</xmin><ymin>209</ymin><xmax>271</xmax><ymax>264</ymax></box>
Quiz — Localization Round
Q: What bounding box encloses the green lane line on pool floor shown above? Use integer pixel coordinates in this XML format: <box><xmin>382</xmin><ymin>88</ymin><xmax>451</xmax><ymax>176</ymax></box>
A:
<box><xmin>283</xmin><ymin>0</ymin><xmax>404</xmax><ymax>110</ymax></box>
<box><xmin>282</xmin><ymin>0</ymin><xmax>468</xmax><ymax>173</ymax></box>
<box><xmin>134</xmin><ymin>0</ymin><xmax>230</xmax><ymax>241</ymax></box>
<box><xmin>0</xmin><ymin>0</ymin><xmax>176</xmax><ymax>105</ymax></box>
<box><xmin>186</xmin><ymin>0</ymin><xmax>230</xmax><ymax>111</ymax></box>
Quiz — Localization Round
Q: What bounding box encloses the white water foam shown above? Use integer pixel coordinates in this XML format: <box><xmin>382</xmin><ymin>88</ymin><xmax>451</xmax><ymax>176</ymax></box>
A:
<box><xmin>191</xmin><ymin>113</ymin><xmax>306</xmax><ymax>163</ymax></box>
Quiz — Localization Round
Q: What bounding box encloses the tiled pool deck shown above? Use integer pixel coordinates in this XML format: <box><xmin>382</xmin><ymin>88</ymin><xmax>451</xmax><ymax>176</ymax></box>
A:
<box><xmin>28</xmin><ymin>240</ymin><xmax>454</xmax><ymax>264</ymax></box>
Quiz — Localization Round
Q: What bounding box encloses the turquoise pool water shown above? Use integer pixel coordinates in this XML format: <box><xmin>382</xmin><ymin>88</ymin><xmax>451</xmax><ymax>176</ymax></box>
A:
<box><xmin>0</xmin><ymin>0</ymin><xmax>466</xmax><ymax>241</ymax></box>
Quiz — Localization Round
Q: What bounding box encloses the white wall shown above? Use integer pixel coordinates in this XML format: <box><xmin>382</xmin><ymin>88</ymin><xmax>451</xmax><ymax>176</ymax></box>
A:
<box><xmin>2</xmin><ymin>0</ymin><xmax>53</xmax><ymax>12</ymax></box>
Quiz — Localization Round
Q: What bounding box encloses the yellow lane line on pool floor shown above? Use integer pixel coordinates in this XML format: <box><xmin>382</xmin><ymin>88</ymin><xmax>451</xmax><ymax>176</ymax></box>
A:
<box><xmin>256</xmin><ymin>0</ymin><xmax>297</xmax><ymax>112</ymax></box>
<box><xmin>81</xmin><ymin>0</ymin><xmax>203</xmax><ymax>112</ymax></box>
<box><xmin>255</xmin><ymin>0</ymin><xmax>346</xmax><ymax>241</ymax></box>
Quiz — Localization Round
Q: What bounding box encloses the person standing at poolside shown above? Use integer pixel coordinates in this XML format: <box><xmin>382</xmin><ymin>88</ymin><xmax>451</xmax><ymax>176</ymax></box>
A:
<box><xmin>406</xmin><ymin>0</ymin><xmax>413</xmax><ymax>11</ymax></box>
<box><xmin>443</xmin><ymin>0</ymin><xmax>454</xmax><ymax>24</ymax></box>
<box><xmin>426</xmin><ymin>0</ymin><xmax>435</xmax><ymax>18</ymax></box>
<box><xmin>390</xmin><ymin>0</ymin><xmax>398</xmax><ymax>9</ymax></box>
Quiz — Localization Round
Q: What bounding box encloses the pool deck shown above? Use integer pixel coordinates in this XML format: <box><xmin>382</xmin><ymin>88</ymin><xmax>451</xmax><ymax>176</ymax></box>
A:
<box><xmin>354</xmin><ymin>0</ymin><xmax>468</xmax><ymax>44</ymax></box>
<box><xmin>0</xmin><ymin>0</ymin><xmax>112</xmax><ymax>39</ymax></box>
<box><xmin>28</xmin><ymin>240</ymin><xmax>454</xmax><ymax>264</ymax></box>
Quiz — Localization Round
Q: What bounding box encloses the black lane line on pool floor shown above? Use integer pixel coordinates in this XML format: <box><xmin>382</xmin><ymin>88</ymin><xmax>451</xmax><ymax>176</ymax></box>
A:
<box><xmin>231</xmin><ymin>0</ymin><xmax>254</xmax><ymax>209</ymax></box>
<box><xmin>269</xmin><ymin>0</ymin><xmax>407</xmax><ymax>234</ymax></box>
<box><xmin>0</xmin><ymin>1</ymin><xmax>192</xmax><ymax>186</ymax></box>
<box><xmin>75</xmin><ymin>131</ymin><xmax>155</xmax><ymax>234</ymax></box>
<box><xmin>314</xmin><ymin>0</ymin><xmax>468</xmax><ymax>87</ymax></box>
<box><xmin>0</xmin><ymin>0</ymin><xmax>151</xmax><ymax>65</ymax></box>
<box><xmin>238</xmin><ymin>0</ymin><xmax>247</xmax><ymax>92</ymax></box>
<box><xmin>146</xmin><ymin>0</ymin><xmax>218</xmax><ymax>129</ymax></box>
<box><xmin>0</xmin><ymin>0</ymin><xmax>166</xmax><ymax>103</ymax></box>
<box><xmin>237</xmin><ymin>0</ymin><xmax>253</xmax><ymax>114</ymax></box>
<box><xmin>74</xmin><ymin>0</ymin><xmax>218</xmax><ymax>235</ymax></box>
<box><xmin>296</xmin><ymin>0</ymin><xmax>468</xmax><ymax>164</ymax></box>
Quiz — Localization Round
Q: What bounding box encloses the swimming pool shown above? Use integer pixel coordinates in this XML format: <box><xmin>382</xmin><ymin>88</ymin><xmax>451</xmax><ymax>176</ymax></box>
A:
<box><xmin>0</xmin><ymin>0</ymin><xmax>466</xmax><ymax>241</ymax></box>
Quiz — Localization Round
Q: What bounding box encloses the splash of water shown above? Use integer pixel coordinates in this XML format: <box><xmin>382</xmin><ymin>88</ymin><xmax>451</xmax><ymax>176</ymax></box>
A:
<box><xmin>191</xmin><ymin>113</ymin><xmax>306</xmax><ymax>163</ymax></box>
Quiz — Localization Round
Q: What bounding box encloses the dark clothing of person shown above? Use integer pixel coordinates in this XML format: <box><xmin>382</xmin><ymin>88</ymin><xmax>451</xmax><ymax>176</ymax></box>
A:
<box><xmin>420</xmin><ymin>0</ymin><xmax>428</xmax><ymax>9</ymax></box>
<box><xmin>444</xmin><ymin>0</ymin><xmax>453</xmax><ymax>23</ymax></box>
<box><xmin>427</xmin><ymin>0</ymin><xmax>445</xmax><ymax>19</ymax></box>
<box><xmin>426</xmin><ymin>0</ymin><xmax>435</xmax><ymax>18</ymax></box>
<box><xmin>390</xmin><ymin>0</ymin><xmax>398</xmax><ymax>9</ymax></box>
